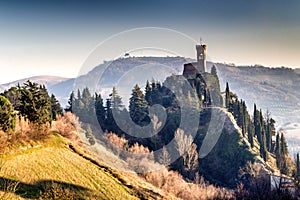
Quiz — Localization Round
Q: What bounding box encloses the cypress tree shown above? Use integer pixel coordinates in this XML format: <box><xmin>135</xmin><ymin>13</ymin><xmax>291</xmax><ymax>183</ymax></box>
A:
<box><xmin>242</xmin><ymin>101</ymin><xmax>247</xmax><ymax>137</ymax></box>
<box><xmin>275</xmin><ymin>133</ymin><xmax>281</xmax><ymax>168</ymax></box>
<box><xmin>269</xmin><ymin>118</ymin><xmax>276</xmax><ymax>151</ymax></box>
<box><xmin>254</xmin><ymin>105</ymin><xmax>262</xmax><ymax>144</ymax></box>
<box><xmin>281</xmin><ymin>135</ymin><xmax>288</xmax><ymax>174</ymax></box>
<box><xmin>225</xmin><ymin>82</ymin><xmax>230</xmax><ymax>108</ymax></box>
<box><xmin>253</xmin><ymin>104</ymin><xmax>257</xmax><ymax>130</ymax></box>
<box><xmin>247</xmin><ymin>123</ymin><xmax>254</xmax><ymax>148</ymax></box>
<box><xmin>296</xmin><ymin>153</ymin><xmax>300</xmax><ymax>184</ymax></box>
<box><xmin>265</xmin><ymin>110</ymin><xmax>275</xmax><ymax>151</ymax></box>
<box><xmin>260</xmin><ymin>129</ymin><xmax>267</xmax><ymax>161</ymax></box>
<box><xmin>280</xmin><ymin>132</ymin><xmax>288</xmax><ymax>156</ymax></box>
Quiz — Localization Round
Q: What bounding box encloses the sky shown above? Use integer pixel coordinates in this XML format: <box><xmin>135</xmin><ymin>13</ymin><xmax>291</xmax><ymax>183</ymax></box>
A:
<box><xmin>0</xmin><ymin>0</ymin><xmax>300</xmax><ymax>84</ymax></box>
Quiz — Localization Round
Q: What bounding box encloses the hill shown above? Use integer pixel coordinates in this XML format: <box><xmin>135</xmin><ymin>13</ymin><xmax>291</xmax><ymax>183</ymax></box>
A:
<box><xmin>2</xmin><ymin>57</ymin><xmax>300</xmax><ymax>155</ymax></box>
<box><xmin>0</xmin><ymin>134</ymin><xmax>170</xmax><ymax>199</ymax></box>
<box><xmin>195</xmin><ymin>107</ymin><xmax>278</xmax><ymax>187</ymax></box>
<box><xmin>0</xmin><ymin>76</ymin><xmax>69</xmax><ymax>91</ymax></box>
<box><xmin>208</xmin><ymin>63</ymin><xmax>300</xmax><ymax>128</ymax></box>
<box><xmin>3</xmin><ymin>58</ymin><xmax>299</xmax><ymax>131</ymax></box>
<box><xmin>31</xmin><ymin>57</ymin><xmax>300</xmax><ymax>130</ymax></box>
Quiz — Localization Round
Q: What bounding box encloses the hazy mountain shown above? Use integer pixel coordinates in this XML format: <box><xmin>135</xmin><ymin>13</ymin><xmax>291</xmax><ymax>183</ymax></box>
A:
<box><xmin>0</xmin><ymin>75</ymin><xmax>69</xmax><ymax>91</ymax></box>
<box><xmin>3</xmin><ymin>58</ymin><xmax>300</xmax><ymax>131</ymax></box>
<box><xmin>206</xmin><ymin>63</ymin><xmax>300</xmax><ymax>127</ymax></box>
<box><xmin>0</xmin><ymin>75</ymin><xmax>71</xmax><ymax>104</ymax></box>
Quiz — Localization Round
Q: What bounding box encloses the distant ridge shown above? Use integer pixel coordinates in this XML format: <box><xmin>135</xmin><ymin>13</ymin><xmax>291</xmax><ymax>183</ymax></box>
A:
<box><xmin>0</xmin><ymin>75</ymin><xmax>70</xmax><ymax>92</ymax></box>
<box><xmin>2</xmin><ymin>57</ymin><xmax>300</xmax><ymax>131</ymax></box>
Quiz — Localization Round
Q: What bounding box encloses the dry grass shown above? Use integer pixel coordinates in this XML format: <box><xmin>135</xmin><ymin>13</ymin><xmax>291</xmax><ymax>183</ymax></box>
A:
<box><xmin>0</xmin><ymin>155</ymin><xmax>19</xmax><ymax>200</ymax></box>
<box><xmin>1</xmin><ymin>116</ymin><xmax>177</xmax><ymax>199</ymax></box>
<box><xmin>0</xmin><ymin>135</ymin><xmax>139</xmax><ymax>200</ymax></box>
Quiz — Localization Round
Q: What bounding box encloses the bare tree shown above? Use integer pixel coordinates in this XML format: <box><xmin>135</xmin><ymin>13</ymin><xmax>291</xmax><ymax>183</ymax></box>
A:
<box><xmin>174</xmin><ymin>128</ymin><xmax>193</xmax><ymax>156</ymax></box>
<box><xmin>152</xmin><ymin>115</ymin><xmax>162</xmax><ymax>134</ymax></box>
<box><xmin>158</xmin><ymin>146</ymin><xmax>171</xmax><ymax>166</ymax></box>
<box><xmin>183</xmin><ymin>143</ymin><xmax>199</xmax><ymax>171</ymax></box>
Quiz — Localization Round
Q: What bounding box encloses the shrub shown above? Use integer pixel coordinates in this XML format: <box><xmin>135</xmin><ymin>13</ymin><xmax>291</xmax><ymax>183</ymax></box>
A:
<box><xmin>105</xmin><ymin>132</ymin><xmax>128</xmax><ymax>150</ymax></box>
<box><xmin>146</xmin><ymin>167</ymin><xmax>234</xmax><ymax>200</ymax></box>
<box><xmin>52</xmin><ymin>112</ymin><xmax>82</xmax><ymax>142</ymax></box>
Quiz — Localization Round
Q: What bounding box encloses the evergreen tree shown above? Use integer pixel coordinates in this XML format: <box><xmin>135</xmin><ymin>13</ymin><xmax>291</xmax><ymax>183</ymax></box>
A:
<box><xmin>129</xmin><ymin>84</ymin><xmax>149</xmax><ymax>125</ymax></box>
<box><xmin>104</xmin><ymin>98</ymin><xmax>114</xmax><ymax>131</ymax></box>
<box><xmin>265</xmin><ymin>110</ymin><xmax>275</xmax><ymax>151</ymax></box>
<box><xmin>85</xmin><ymin>124</ymin><xmax>95</xmax><ymax>145</ymax></box>
<box><xmin>0</xmin><ymin>95</ymin><xmax>16</xmax><ymax>133</ymax></box>
<box><xmin>253</xmin><ymin>105</ymin><xmax>262</xmax><ymax>144</ymax></box>
<box><xmin>211</xmin><ymin>64</ymin><xmax>217</xmax><ymax>76</ymax></box>
<box><xmin>260</xmin><ymin>129</ymin><xmax>268</xmax><ymax>161</ymax></box>
<box><xmin>145</xmin><ymin>80</ymin><xmax>152</xmax><ymax>105</ymax></box>
<box><xmin>242</xmin><ymin>101</ymin><xmax>248</xmax><ymax>137</ymax></box>
<box><xmin>50</xmin><ymin>94</ymin><xmax>63</xmax><ymax>120</ymax></box>
<box><xmin>225</xmin><ymin>82</ymin><xmax>230</xmax><ymax>108</ymax></box>
<box><xmin>253</xmin><ymin>104</ymin><xmax>257</xmax><ymax>132</ymax></box>
<box><xmin>280</xmin><ymin>132</ymin><xmax>288</xmax><ymax>156</ymax></box>
<box><xmin>1</xmin><ymin>86</ymin><xmax>22</xmax><ymax>110</ymax></box>
<box><xmin>151</xmin><ymin>81</ymin><xmax>162</xmax><ymax>105</ymax></box>
<box><xmin>95</xmin><ymin>93</ymin><xmax>105</xmax><ymax>128</ymax></box>
<box><xmin>79</xmin><ymin>87</ymin><xmax>95</xmax><ymax>123</ymax></box>
<box><xmin>19</xmin><ymin>81</ymin><xmax>52</xmax><ymax>126</ymax></box>
<box><xmin>275</xmin><ymin>133</ymin><xmax>281</xmax><ymax>168</ymax></box>
<box><xmin>65</xmin><ymin>91</ymin><xmax>75</xmax><ymax>112</ymax></box>
<box><xmin>247</xmin><ymin>123</ymin><xmax>254</xmax><ymax>148</ymax></box>
<box><xmin>280</xmin><ymin>132</ymin><xmax>288</xmax><ymax>174</ymax></box>
<box><xmin>77</xmin><ymin>89</ymin><xmax>81</xmax><ymax>101</ymax></box>
<box><xmin>110</xmin><ymin>87</ymin><xmax>123</xmax><ymax>110</ymax></box>
<box><xmin>82</xmin><ymin>87</ymin><xmax>93</xmax><ymax>108</ymax></box>
<box><xmin>296</xmin><ymin>153</ymin><xmax>300</xmax><ymax>185</ymax></box>
<box><xmin>269</xmin><ymin>118</ymin><xmax>276</xmax><ymax>151</ymax></box>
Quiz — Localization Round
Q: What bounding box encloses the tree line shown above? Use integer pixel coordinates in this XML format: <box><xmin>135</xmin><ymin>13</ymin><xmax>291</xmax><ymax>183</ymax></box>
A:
<box><xmin>225</xmin><ymin>82</ymin><xmax>289</xmax><ymax>174</ymax></box>
<box><xmin>0</xmin><ymin>80</ymin><xmax>62</xmax><ymax>133</ymax></box>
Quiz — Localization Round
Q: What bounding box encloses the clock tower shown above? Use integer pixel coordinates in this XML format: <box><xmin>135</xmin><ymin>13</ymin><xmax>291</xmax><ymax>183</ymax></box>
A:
<box><xmin>196</xmin><ymin>40</ymin><xmax>206</xmax><ymax>72</ymax></box>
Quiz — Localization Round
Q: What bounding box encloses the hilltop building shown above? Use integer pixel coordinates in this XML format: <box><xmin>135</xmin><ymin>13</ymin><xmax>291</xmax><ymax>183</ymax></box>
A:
<box><xmin>183</xmin><ymin>40</ymin><xmax>207</xmax><ymax>78</ymax></box>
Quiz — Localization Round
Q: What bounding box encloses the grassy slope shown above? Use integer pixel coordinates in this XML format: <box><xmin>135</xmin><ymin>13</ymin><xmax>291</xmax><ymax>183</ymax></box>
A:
<box><xmin>0</xmin><ymin>134</ymin><xmax>169</xmax><ymax>200</ymax></box>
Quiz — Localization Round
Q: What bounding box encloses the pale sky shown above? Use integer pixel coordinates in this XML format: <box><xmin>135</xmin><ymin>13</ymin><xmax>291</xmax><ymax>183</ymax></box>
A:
<box><xmin>1</xmin><ymin>0</ymin><xmax>300</xmax><ymax>84</ymax></box>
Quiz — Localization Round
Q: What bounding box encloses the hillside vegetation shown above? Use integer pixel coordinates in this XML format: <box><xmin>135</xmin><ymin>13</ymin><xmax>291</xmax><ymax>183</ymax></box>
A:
<box><xmin>0</xmin><ymin>60</ymin><xmax>298</xmax><ymax>199</ymax></box>
<box><xmin>0</xmin><ymin>134</ymin><xmax>169</xmax><ymax>199</ymax></box>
